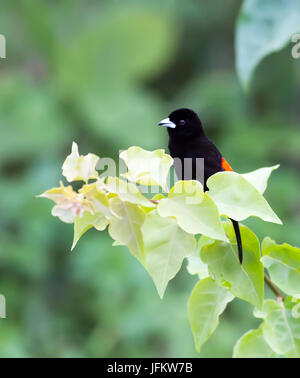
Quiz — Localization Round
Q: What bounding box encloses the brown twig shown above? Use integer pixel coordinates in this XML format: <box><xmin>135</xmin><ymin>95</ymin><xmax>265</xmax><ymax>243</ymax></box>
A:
<box><xmin>149</xmin><ymin>199</ymin><xmax>160</xmax><ymax>204</ymax></box>
<box><xmin>264</xmin><ymin>273</ymin><xmax>285</xmax><ymax>301</ymax></box>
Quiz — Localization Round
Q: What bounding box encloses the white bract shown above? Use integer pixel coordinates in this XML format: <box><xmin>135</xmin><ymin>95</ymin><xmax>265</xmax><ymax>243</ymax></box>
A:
<box><xmin>62</xmin><ymin>142</ymin><xmax>99</xmax><ymax>182</ymax></box>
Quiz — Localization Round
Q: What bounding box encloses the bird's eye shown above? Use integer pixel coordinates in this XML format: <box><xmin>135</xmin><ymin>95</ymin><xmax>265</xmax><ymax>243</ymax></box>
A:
<box><xmin>179</xmin><ymin>120</ymin><xmax>185</xmax><ymax>125</ymax></box>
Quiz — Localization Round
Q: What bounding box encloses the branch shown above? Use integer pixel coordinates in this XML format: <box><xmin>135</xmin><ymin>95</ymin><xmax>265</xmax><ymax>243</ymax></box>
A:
<box><xmin>264</xmin><ymin>273</ymin><xmax>285</xmax><ymax>301</ymax></box>
<box><xmin>149</xmin><ymin>199</ymin><xmax>160</xmax><ymax>204</ymax></box>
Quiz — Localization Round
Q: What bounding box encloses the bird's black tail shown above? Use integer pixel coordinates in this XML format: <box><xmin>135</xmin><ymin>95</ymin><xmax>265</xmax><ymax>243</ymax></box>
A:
<box><xmin>230</xmin><ymin>219</ymin><xmax>243</xmax><ymax>264</ymax></box>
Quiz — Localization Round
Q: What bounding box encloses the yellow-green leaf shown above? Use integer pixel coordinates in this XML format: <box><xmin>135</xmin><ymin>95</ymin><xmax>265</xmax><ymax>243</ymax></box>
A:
<box><xmin>261</xmin><ymin>299</ymin><xmax>300</xmax><ymax>358</ymax></box>
<box><xmin>233</xmin><ymin>326</ymin><xmax>277</xmax><ymax>358</ymax></box>
<box><xmin>262</xmin><ymin>237</ymin><xmax>300</xmax><ymax>296</ymax></box>
<box><xmin>186</xmin><ymin>254</ymin><xmax>209</xmax><ymax>280</ymax></box>
<box><xmin>241</xmin><ymin>165</ymin><xmax>279</xmax><ymax>194</ymax></box>
<box><xmin>72</xmin><ymin>211</ymin><xmax>108</xmax><ymax>250</ymax></box>
<box><xmin>104</xmin><ymin>177</ymin><xmax>155</xmax><ymax>208</ymax></box>
<box><xmin>188</xmin><ymin>277</ymin><xmax>234</xmax><ymax>352</ymax></box>
<box><xmin>108</xmin><ymin>197</ymin><xmax>145</xmax><ymax>264</ymax></box>
<box><xmin>120</xmin><ymin>146</ymin><xmax>173</xmax><ymax>191</ymax></box>
<box><xmin>142</xmin><ymin>211</ymin><xmax>196</xmax><ymax>298</ymax></box>
<box><xmin>207</xmin><ymin>171</ymin><xmax>282</xmax><ymax>224</ymax></box>
<box><xmin>186</xmin><ymin>237</ymin><xmax>211</xmax><ymax>279</ymax></box>
<box><xmin>200</xmin><ymin>222</ymin><xmax>264</xmax><ymax>308</ymax></box>
<box><xmin>253</xmin><ymin>299</ymin><xmax>280</xmax><ymax>319</ymax></box>
<box><xmin>157</xmin><ymin>180</ymin><xmax>227</xmax><ymax>241</ymax></box>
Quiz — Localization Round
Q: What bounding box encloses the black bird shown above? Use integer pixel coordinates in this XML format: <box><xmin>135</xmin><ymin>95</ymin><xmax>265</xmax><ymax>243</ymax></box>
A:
<box><xmin>158</xmin><ymin>108</ymin><xmax>243</xmax><ymax>264</ymax></box>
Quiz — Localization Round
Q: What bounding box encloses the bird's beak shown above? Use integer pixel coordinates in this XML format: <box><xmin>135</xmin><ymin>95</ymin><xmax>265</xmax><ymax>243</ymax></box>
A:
<box><xmin>158</xmin><ymin>117</ymin><xmax>176</xmax><ymax>129</ymax></box>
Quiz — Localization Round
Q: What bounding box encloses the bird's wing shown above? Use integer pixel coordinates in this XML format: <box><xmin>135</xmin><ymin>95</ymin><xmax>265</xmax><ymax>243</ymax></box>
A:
<box><xmin>221</xmin><ymin>157</ymin><xmax>234</xmax><ymax>172</ymax></box>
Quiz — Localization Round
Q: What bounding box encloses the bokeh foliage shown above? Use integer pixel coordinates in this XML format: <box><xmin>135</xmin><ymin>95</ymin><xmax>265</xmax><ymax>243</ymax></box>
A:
<box><xmin>0</xmin><ymin>0</ymin><xmax>300</xmax><ymax>357</ymax></box>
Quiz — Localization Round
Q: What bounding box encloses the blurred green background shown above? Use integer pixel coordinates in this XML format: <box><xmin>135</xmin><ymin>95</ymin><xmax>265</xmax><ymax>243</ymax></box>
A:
<box><xmin>0</xmin><ymin>0</ymin><xmax>300</xmax><ymax>357</ymax></box>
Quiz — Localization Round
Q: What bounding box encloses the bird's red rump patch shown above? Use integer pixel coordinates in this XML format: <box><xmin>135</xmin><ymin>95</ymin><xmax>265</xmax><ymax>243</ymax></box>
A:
<box><xmin>221</xmin><ymin>157</ymin><xmax>234</xmax><ymax>172</ymax></box>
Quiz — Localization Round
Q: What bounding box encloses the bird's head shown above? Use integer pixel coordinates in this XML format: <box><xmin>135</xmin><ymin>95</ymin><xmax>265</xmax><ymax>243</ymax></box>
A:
<box><xmin>158</xmin><ymin>108</ymin><xmax>203</xmax><ymax>138</ymax></box>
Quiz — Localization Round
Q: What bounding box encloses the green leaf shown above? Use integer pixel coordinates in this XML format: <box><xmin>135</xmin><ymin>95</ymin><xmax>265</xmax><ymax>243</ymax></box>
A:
<box><xmin>104</xmin><ymin>177</ymin><xmax>155</xmax><ymax>208</ymax></box>
<box><xmin>207</xmin><ymin>171</ymin><xmax>282</xmax><ymax>224</ymax></box>
<box><xmin>261</xmin><ymin>299</ymin><xmax>300</xmax><ymax>357</ymax></box>
<box><xmin>186</xmin><ymin>237</ymin><xmax>211</xmax><ymax>279</ymax></box>
<box><xmin>253</xmin><ymin>299</ymin><xmax>280</xmax><ymax>319</ymax></box>
<box><xmin>284</xmin><ymin>296</ymin><xmax>300</xmax><ymax>317</ymax></box>
<box><xmin>188</xmin><ymin>277</ymin><xmax>234</xmax><ymax>352</ymax></box>
<box><xmin>200</xmin><ymin>222</ymin><xmax>264</xmax><ymax>308</ymax></box>
<box><xmin>72</xmin><ymin>211</ymin><xmax>108</xmax><ymax>250</ymax></box>
<box><xmin>233</xmin><ymin>326</ymin><xmax>277</xmax><ymax>358</ymax></box>
<box><xmin>157</xmin><ymin>180</ymin><xmax>227</xmax><ymax>241</ymax></box>
<box><xmin>120</xmin><ymin>146</ymin><xmax>173</xmax><ymax>192</ymax></box>
<box><xmin>236</xmin><ymin>0</ymin><xmax>300</xmax><ymax>89</ymax></box>
<box><xmin>108</xmin><ymin>197</ymin><xmax>146</xmax><ymax>264</ymax></box>
<box><xmin>186</xmin><ymin>254</ymin><xmax>209</xmax><ymax>280</ymax></box>
<box><xmin>241</xmin><ymin>165</ymin><xmax>279</xmax><ymax>194</ymax></box>
<box><xmin>262</xmin><ymin>237</ymin><xmax>300</xmax><ymax>296</ymax></box>
<box><xmin>142</xmin><ymin>211</ymin><xmax>196</xmax><ymax>298</ymax></box>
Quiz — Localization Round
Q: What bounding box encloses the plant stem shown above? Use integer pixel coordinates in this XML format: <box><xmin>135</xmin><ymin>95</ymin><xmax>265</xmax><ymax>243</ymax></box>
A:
<box><xmin>264</xmin><ymin>273</ymin><xmax>285</xmax><ymax>301</ymax></box>
<box><xmin>149</xmin><ymin>199</ymin><xmax>159</xmax><ymax>204</ymax></box>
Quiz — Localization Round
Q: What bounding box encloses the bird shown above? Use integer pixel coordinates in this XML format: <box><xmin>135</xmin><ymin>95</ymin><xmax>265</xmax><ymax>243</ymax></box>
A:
<box><xmin>158</xmin><ymin>108</ymin><xmax>243</xmax><ymax>264</ymax></box>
